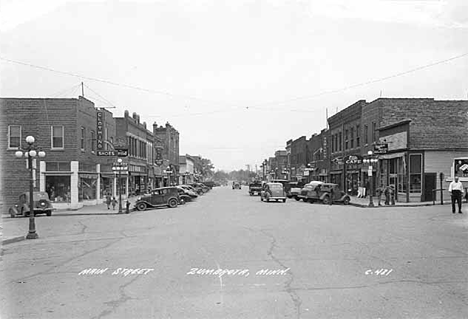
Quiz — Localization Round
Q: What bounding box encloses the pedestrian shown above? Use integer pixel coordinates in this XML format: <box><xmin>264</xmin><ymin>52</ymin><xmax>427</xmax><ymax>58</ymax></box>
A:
<box><xmin>376</xmin><ymin>186</ymin><xmax>383</xmax><ymax>206</ymax></box>
<box><xmin>111</xmin><ymin>197</ymin><xmax>117</xmax><ymax>210</ymax></box>
<box><xmin>449</xmin><ymin>176</ymin><xmax>464</xmax><ymax>214</ymax></box>
<box><xmin>105</xmin><ymin>193</ymin><xmax>112</xmax><ymax>209</ymax></box>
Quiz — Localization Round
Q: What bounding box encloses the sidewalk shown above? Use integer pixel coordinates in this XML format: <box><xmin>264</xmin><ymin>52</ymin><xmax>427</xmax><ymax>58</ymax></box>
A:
<box><xmin>349</xmin><ymin>195</ymin><xmax>452</xmax><ymax>208</ymax></box>
<box><xmin>1</xmin><ymin>197</ymin><xmax>139</xmax><ymax>246</ymax></box>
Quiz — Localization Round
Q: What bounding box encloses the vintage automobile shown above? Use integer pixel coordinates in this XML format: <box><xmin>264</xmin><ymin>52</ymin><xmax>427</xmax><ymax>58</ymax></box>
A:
<box><xmin>297</xmin><ymin>181</ymin><xmax>324</xmax><ymax>202</ymax></box>
<box><xmin>134</xmin><ymin>187</ymin><xmax>180</xmax><ymax>211</ymax></box>
<box><xmin>178</xmin><ymin>186</ymin><xmax>198</xmax><ymax>198</ymax></box>
<box><xmin>248</xmin><ymin>181</ymin><xmax>263</xmax><ymax>196</ymax></box>
<box><xmin>9</xmin><ymin>191</ymin><xmax>55</xmax><ymax>218</ymax></box>
<box><xmin>287</xmin><ymin>181</ymin><xmax>306</xmax><ymax>200</ymax></box>
<box><xmin>307</xmin><ymin>183</ymin><xmax>351</xmax><ymax>205</ymax></box>
<box><xmin>232</xmin><ymin>181</ymin><xmax>241</xmax><ymax>190</ymax></box>
<box><xmin>190</xmin><ymin>183</ymin><xmax>209</xmax><ymax>195</ymax></box>
<box><xmin>176</xmin><ymin>186</ymin><xmax>196</xmax><ymax>202</ymax></box>
<box><xmin>260</xmin><ymin>182</ymin><xmax>287</xmax><ymax>202</ymax></box>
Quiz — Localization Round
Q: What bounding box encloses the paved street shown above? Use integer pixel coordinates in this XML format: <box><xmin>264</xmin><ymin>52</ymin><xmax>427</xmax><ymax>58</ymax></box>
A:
<box><xmin>1</xmin><ymin>186</ymin><xmax>467</xmax><ymax>319</ymax></box>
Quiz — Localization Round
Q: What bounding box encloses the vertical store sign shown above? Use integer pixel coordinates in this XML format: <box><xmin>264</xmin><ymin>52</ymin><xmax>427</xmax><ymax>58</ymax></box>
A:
<box><xmin>97</xmin><ymin>110</ymin><xmax>104</xmax><ymax>150</ymax></box>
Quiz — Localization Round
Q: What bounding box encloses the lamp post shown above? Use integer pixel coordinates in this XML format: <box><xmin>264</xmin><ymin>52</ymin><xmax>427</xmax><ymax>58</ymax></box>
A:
<box><xmin>363</xmin><ymin>150</ymin><xmax>378</xmax><ymax>207</ymax></box>
<box><xmin>165</xmin><ymin>165</ymin><xmax>174</xmax><ymax>186</ymax></box>
<box><xmin>15</xmin><ymin>136</ymin><xmax>46</xmax><ymax>239</ymax></box>
<box><xmin>112</xmin><ymin>158</ymin><xmax>127</xmax><ymax>214</ymax></box>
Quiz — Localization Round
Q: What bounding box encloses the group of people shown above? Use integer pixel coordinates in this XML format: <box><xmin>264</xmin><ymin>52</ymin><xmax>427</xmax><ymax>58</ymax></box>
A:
<box><xmin>105</xmin><ymin>193</ymin><xmax>117</xmax><ymax>210</ymax></box>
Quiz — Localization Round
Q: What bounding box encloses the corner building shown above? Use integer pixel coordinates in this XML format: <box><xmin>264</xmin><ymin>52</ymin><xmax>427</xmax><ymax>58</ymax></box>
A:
<box><xmin>1</xmin><ymin>96</ymin><xmax>116</xmax><ymax>210</ymax></box>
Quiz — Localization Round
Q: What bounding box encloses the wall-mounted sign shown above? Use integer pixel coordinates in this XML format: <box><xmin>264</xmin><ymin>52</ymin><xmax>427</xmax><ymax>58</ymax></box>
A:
<box><xmin>155</xmin><ymin>146</ymin><xmax>164</xmax><ymax>166</ymax></box>
<box><xmin>344</xmin><ymin>155</ymin><xmax>363</xmax><ymax>164</ymax></box>
<box><xmin>96</xmin><ymin>111</ymin><xmax>104</xmax><ymax>150</ymax></box>
<box><xmin>374</xmin><ymin>143</ymin><xmax>388</xmax><ymax>154</ymax></box>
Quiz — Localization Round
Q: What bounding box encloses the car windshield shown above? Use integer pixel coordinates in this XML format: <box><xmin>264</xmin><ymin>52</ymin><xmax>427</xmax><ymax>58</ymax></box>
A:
<box><xmin>269</xmin><ymin>185</ymin><xmax>282</xmax><ymax>189</ymax></box>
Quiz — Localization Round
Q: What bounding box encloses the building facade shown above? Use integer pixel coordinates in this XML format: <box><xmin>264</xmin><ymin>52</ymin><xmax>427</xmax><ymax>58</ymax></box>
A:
<box><xmin>179</xmin><ymin>155</ymin><xmax>195</xmax><ymax>184</ymax></box>
<box><xmin>1</xmin><ymin>97</ymin><xmax>117</xmax><ymax>210</ymax></box>
<box><xmin>154</xmin><ymin>122</ymin><xmax>180</xmax><ymax>186</ymax></box>
<box><xmin>115</xmin><ymin>111</ymin><xmax>154</xmax><ymax>195</ymax></box>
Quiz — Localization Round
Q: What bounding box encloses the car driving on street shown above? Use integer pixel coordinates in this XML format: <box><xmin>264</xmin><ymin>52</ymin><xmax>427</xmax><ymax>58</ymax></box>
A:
<box><xmin>260</xmin><ymin>182</ymin><xmax>287</xmax><ymax>203</ymax></box>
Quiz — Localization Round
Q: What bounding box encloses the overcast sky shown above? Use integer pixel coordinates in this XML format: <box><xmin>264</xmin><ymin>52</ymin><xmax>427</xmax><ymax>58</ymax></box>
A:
<box><xmin>1</xmin><ymin>0</ymin><xmax>467</xmax><ymax>171</ymax></box>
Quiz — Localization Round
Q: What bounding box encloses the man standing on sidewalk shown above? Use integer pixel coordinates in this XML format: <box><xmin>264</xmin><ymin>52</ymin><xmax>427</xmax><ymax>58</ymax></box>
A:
<box><xmin>449</xmin><ymin>176</ymin><xmax>464</xmax><ymax>214</ymax></box>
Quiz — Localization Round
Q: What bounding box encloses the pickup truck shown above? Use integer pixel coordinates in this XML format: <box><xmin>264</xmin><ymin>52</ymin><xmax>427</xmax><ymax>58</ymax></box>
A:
<box><xmin>249</xmin><ymin>182</ymin><xmax>263</xmax><ymax>196</ymax></box>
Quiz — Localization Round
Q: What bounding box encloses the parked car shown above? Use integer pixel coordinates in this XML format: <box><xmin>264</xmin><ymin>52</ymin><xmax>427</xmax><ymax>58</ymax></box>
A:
<box><xmin>190</xmin><ymin>183</ymin><xmax>209</xmax><ymax>194</ymax></box>
<box><xmin>260</xmin><ymin>182</ymin><xmax>287</xmax><ymax>202</ymax></box>
<box><xmin>134</xmin><ymin>187</ymin><xmax>180</xmax><ymax>211</ymax></box>
<box><xmin>176</xmin><ymin>187</ymin><xmax>193</xmax><ymax>203</ymax></box>
<box><xmin>9</xmin><ymin>191</ymin><xmax>55</xmax><ymax>218</ymax></box>
<box><xmin>232</xmin><ymin>181</ymin><xmax>241</xmax><ymax>190</ymax></box>
<box><xmin>249</xmin><ymin>181</ymin><xmax>263</xmax><ymax>196</ymax></box>
<box><xmin>307</xmin><ymin>183</ymin><xmax>351</xmax><ymax>205</ymax></box>
<box><xmin>178</xmin><ymin>186</ymin><xmax>198</xmax><ymax>198</ymax></box>
<box><xmin>297</xmin><ymin>181</ymin><xmax>324</xmax><ymax>202</ymax></box>
<box><xmin>287</xmin><ymin>181</ymin><xmax>306</xmax><ymax>200</ymax></box>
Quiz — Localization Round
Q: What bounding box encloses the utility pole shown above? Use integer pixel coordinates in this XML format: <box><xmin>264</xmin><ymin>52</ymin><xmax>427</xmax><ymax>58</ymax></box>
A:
<box><xmin>81</xmin><ymin>82</ymin><xmax>84</xmax><ymax>97</ymax></box>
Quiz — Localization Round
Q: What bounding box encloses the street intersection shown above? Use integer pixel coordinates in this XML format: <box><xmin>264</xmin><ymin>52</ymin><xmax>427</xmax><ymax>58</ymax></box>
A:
<box><xmin>1</xmin><ymin>186</ymin><xmax>467</xmax><ymax>319</ymax></box>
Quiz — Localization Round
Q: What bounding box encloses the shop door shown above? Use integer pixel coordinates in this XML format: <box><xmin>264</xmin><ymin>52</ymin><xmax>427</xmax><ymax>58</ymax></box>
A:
<box><xmin>423</xmin><ymin>173</ymin><xmax>436</xmax><ymax>202</ymax></box>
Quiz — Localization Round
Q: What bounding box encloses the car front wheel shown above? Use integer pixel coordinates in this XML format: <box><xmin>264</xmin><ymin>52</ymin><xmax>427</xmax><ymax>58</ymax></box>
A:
<box><xmin>168</xmin><ymin>198</ymin><xmax>178</xmax><ymax>208</ymax></box>
<box><xmin>294</xmin><ymin>196</ymin><xmax>300</xmax><ymax>201</ymax></box>
<box><xmin>322</xmin><ymin>196</ymin><xmax>330</xmax><ymax>205</ymax></box>
<box><xmin>136</xmin><ymin>202</ymin><xmax>147</xmax><ymax>211</ymax></box>
<box><xmin>343</xmin><ymin>197</ymin><xmax>350</xmax><ymax>205</ymax></box>
<box><xmin>46</xmin><ymin>210</ymin><xmax>52</xmax><ymax>216</ymax></box>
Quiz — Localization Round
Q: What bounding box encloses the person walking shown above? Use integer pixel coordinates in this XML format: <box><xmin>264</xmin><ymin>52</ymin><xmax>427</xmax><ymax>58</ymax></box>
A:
<box><xmin>111</xmin><ymin>197</ymin><xmax>117</xmax><ymax>210</ymax></box>
<box><xmin>449</xmin><ymin>176</ymin><xmax>464</xmax><ymax>214</ymax></box>
<box><xmin>105</xmin><ymin>193</ymin><xmax>112</xmax><ymax>210</ymax></box>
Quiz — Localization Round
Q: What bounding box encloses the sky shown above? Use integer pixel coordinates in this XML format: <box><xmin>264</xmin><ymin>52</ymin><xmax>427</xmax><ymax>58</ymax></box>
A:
<box><xmin>1</xmin><ymin>0</ymin><xmax>467</xmax><ymax>171</ymax></box>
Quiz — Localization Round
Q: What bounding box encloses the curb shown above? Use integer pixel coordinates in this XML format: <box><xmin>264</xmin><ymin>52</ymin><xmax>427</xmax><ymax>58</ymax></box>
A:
<box><xmin>349</xmin><ymin>202</ymin><xmax>437</xmax><ymax>208</ymax></box>
<box><xmin>2</xmin><ymin>236</ymin><xmax>26</xmax><ymax>245</ymax></box>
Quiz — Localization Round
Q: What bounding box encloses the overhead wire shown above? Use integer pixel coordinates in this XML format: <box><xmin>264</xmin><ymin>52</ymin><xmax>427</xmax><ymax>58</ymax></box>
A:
<box><xmin>1</xmin><ymin>52</ymin><xmax>467</xmax><ymax>117</ymax></box>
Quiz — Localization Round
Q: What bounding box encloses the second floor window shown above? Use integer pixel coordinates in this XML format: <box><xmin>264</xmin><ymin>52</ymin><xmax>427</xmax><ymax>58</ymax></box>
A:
<box><xmin>51</xmin><ymin>126</ymin><xmax>64</xmax><ymax>149</ymax></box>
<box><xmin>91</xmin><ymin>131</ymin><xmax>96</xmax><ymax>152</ymax></box>
<box><xmin>81</xmin><ymin>127</ymin><xmax>85</xmax><ymax>150</ymax></box>
<box><xmin>8</xmin><ymin>125</ymin><xmax>21</xmax><ymax>149</ymax></box>
<box><xmin>372</xmin><ymin>122</ymin><xmax>377</xmax><ymax>142</ymax></box>
<box><xmin>350</xmin><ymin>127</ymin><xmax>354</xmax><ymax>149</ymax></box>
<box><xmin>364</xmin><ymin>125</ymin><xmax>368</xmax><ymax>144</ymax></box>
<box><xmin>345</xmin><ymin>129</ymin><xmax>349</xmax><ymax>150</ymax></box>
<box><xmin>356</xmin><ymin>125</ymin><xmax>360</xmax><ymax>147</ymax></box>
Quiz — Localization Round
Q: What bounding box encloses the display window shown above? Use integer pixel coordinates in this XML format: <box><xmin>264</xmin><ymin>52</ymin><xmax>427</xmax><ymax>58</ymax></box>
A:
<box><xmin>79</xmin><ymin>175</ymin><xmax>98</xmax><ymax>201</ymax></box>
<box><xmin>46</xmin><ymin>176</ymin><xmax>71</xmax><ymax>203</ymax></box>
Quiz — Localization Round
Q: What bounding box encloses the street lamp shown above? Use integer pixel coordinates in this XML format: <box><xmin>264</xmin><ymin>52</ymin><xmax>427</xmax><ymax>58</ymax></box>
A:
<box><xmin>112</xmin><ymin>158</ymin><xmax>126</xmax><ymax>213</ymax></box>
<box><xmin>15</xmin><ymin>135</ymin><xmax>46</xmax><ymax>239</ymax></box>
<box><xmin>363</xmin><ymin>150</ymin><xmax>378</xmax><ymax>207</ymax></box>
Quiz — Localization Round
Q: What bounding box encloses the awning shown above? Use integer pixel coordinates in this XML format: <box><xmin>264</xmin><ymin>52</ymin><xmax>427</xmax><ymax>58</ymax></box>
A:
<box><xmin>377</xmin><ymin>151</ymin><xmax>406</xmax><ymax>160</ymax></box>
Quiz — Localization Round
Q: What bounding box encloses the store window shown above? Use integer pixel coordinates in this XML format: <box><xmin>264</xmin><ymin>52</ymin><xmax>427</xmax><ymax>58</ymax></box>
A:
<box><xmin>46</xmin><ymin>176</ymin><xmax>71</xmax><ymax>203</ymax></box>
<box><xmin>79</xmin><ymin>175</ymin><xmax>97</xmax><ymax>201</ymax></box>
<box><xmin>8</xmin><ymin>125</ymin><xmax>21</xmax><ymax>149</ymax></box>
<box><xmin>51</xmin><ymin>126</ymin><xmax>64</xmax><ymax>149</ymax></box>
<box><xmin>409</xmin><ymin>154</ymin><xmax>422</xmax><ymax>193</ymax></box>
<box><xmin>397</xmin><ymin>157</ymin><xmax>407</xmax><ymax>193</ymax></box>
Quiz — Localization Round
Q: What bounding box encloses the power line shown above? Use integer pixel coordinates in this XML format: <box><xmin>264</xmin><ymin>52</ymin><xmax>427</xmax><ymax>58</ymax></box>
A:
<box><xmin>1</xmin><ymin>52</ymin><xmax>467</xmax><ymax>117</ymax></box>
<box><xmin>0</xmin><ymin>56</ymin><xmax>238</xmax><ymax>108</ymax></box>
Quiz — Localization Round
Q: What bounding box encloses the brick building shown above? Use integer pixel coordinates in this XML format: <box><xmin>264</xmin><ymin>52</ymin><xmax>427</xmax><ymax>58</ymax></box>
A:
<box><xmin>154</xmin><ymin>122</ymin><xmax>180</xmax><ymax>186</ymax></box>
<box><xmin>290</xmin><ymin>136</ymin><xmax>308</xmax><ymax>181</ymax></box>
<box><xmin>1</xmin><ymin>96</ymin><xmax>116</xmax><ymax>210</ymax></box>
<box><xmin>306</xmin><ymin>129</ymin><xmax>330</xmax><ymax>183</ymax></box>
<box><xmin>114</xmin><ymin>111</ymin><xmax>156</xmax><ymax>195</ymax></box>
<box><xmin>365</xmin><ymin>98</ymin><xmax>468</xmax><ymax>202</ymax></box>
<box><xmin>328</xmin><ymin>100</ymin><xmax>366</xmax><ymax>194</ymax></box>
<box><xmin>273</xmin><ymin>150</ymin><xmax>288</xmax><ymax>179</ymax></box>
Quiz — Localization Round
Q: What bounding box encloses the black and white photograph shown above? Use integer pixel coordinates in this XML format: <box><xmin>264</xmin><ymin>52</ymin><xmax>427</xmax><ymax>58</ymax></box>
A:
<box><xmin>1</xmin><ymin>0</ymin><xmax>468</xmax><ymax>318</ymax></box>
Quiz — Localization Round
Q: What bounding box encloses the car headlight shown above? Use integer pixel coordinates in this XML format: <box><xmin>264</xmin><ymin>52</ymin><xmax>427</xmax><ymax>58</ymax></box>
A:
<box><xmin>136</xmin><ymin>197</ymin><xmax>142</xmax><ymax>201</ymax></box>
